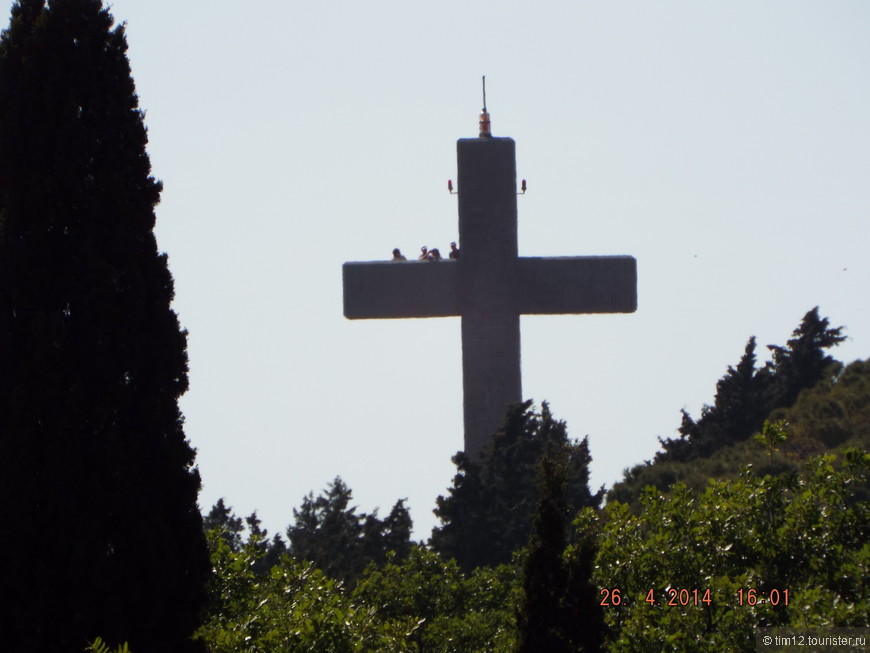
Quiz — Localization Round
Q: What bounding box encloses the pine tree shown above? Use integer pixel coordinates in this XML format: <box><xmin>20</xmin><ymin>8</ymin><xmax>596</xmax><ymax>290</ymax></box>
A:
<box><xmin>0</xmin><ymin>2</ymin><xmax>208</xmax><ymax>651</ymax></box>
<box><xmin>289</xmin><ymin>477</ymin><xmax>365</xmax><ymax>581</ymax></box>
<box><xmin>244</xmin><ymin>511</ymin><xmax>288</xmax><ymax>575</ymax></box>
<box><xmin>287</xmin><ymin>477</ymin><xmax>413</xmax><ymax>583</ymax></box>
<box><xmin>203</xmin><ymin>498</ymin><xmax>245</xmax><ymax>552</ymax></box>
<box><xmin>764</xmin><ymin>306</ymin><xmax>846</xmax><ymax>409</ymax></box>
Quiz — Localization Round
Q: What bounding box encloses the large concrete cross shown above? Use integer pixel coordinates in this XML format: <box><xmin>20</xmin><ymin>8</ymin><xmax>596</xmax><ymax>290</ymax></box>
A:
<box><xmin>343</xmin><ymin>135</ymin><xmax>637</xmax><ymax>457</ymax></box>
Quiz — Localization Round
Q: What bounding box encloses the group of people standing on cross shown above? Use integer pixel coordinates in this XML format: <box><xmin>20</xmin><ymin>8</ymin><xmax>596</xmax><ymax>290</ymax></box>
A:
<box><xmin>392</xmin><ymin>242</ymin><xmax>460</xmax><ymax>262</ymax></box>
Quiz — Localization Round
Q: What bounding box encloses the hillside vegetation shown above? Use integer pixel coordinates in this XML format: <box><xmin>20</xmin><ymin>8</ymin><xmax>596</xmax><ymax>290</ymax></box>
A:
<box><xmin>609</xmin><ymin>308</ymin><xmax>868</xmax><ymax>506</ymax></box>
<box><xmin>192</xmin><ymin>309</ymin><xmax>869</xmax><ymax>651</ymax></box>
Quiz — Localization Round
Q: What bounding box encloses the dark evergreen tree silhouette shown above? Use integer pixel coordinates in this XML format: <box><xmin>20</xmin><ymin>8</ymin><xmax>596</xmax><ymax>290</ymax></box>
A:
<box><xmin>0</xmin><ymin>1</ymin><xmax>208</xmax><ymax>650</ymax></box>
<box><xmin>763</xmin><ymin>306</ymin><xmax>847</xmax><ymax>410</ymax></box>
<box><xmin>564</xmin><ymin>524</ymin><xmax>608</xmax><ymax>653</ymax></box>
<box><xmin>245</xmin><ymin>511</ymin><xmax>288</xmax><ymax>575</ymax></box>
<box><xmin>657</xmin><ymin>309</ymin><xmax>845</xmax><ymax>464</ymax></box>
<box><xmin>515</xmin><ymin>450</ymin><xmax>605</xmax><ymax>653</ymax></box>
<box><xmin>711</xmin><ymin>336</ymin><xmax>763</xmax><ymax>442</ymax></box>
<box><xmin>203</xmin><ymin>498</ymin><xmax>245</xmax><ymax>552</ymax></box>
<box><xmin>431</xmin><ymin>401</ymin><xmax>604</xmax><ymax>571</ymax></box>
<box><xmin>202</xmin><ymin>500</ymin><xmax>288</xmax><ymax>574</ymax></box>
<box><xmin>662</xmin><ymin>337</ymin><xmax>764</xmax><ymax>460</ymax></box>
<box><xmin>287</xmin><ymin>477</ymin><xmax>413</xmax><ymax>583</ymax></box>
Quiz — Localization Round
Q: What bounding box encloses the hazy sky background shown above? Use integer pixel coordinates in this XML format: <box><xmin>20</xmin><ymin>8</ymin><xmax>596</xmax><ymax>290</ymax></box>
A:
<box><xmin>14</xmin><ymin>1</ymin><xmax>868</xmax><ymax>539</ymax></box>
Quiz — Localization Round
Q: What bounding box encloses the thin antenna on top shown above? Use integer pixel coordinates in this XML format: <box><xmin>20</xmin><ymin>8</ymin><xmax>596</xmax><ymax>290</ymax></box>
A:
<box><xmin>482</xmin><ymin>75</ymin><xmax>487</xmax><ymax>112</ymax></box>
<box><xmin>479</xmin><ymin>75</ymin><xmax>491</xmax><ymax>138</ymax></box>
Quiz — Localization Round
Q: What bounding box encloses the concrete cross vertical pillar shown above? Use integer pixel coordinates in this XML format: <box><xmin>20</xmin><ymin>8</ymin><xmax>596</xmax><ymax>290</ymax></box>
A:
<box><xmin>457</xmin><ymin>137</ymin><xmax>522</xmax><ymax>456</ymax></box>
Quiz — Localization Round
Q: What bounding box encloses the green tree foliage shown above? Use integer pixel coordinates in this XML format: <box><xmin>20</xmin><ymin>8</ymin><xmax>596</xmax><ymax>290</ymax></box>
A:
<box><xmin>432</xmin><ymin>401</ymin><xmax>604</xmax><ymax>571</ymax></box>
<box><xmin>287</xmin><ymin>477</ymin><xmax>413</xmax><ymax>584</ymax></box>
<box><xmin>195</xmin><ymin>408</ymin><xmax>869</xmax><ymax>650</ymax></box>
<box><xmin>197</xmin><ymin>530</ymin><xmax>419</xmax><ymax>652</ymax></box>
<box><xmin>753</xmin><ymin>419</ymin><xmax>789</xmax><ymax>461</ymax></box>
<box><xmin>515</xmin><ymin>451</ymin><xmax>605</xmax><ymax>653</ymax></box>
<box><xmin>0</xmin><ymin>1</ymin><xmax>209</xmax><ymax>650</ymax></box>
<box><xmin>197</xmin><ymin>453</ymin><xmax>869</xmax><ymax>651</ymax></box>
<box><xmin>199</xmin><ymin>526</ymin><xmax>517</xmax><ymax>652</ymax></box>
<box><xmin>353</xmin><ymin>546</ymin><xmax>518</xmax><ymax>652</ymax></box>
<box><xmin>586</xmin><ymin>448</ymin><xmax>870</xmax><ymax>651</ymax></box>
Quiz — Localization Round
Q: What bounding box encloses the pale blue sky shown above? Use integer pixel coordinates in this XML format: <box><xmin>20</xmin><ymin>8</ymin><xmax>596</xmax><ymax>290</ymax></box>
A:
<box><xmin>14</xmin><ymin>1</ymin><xmax>869</xmax><ymax>539</ymax></box>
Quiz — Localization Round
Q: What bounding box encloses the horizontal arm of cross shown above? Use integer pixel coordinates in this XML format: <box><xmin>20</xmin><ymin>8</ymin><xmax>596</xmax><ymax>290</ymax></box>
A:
<box><xmin>517</xmin><ymin>255</ymin><xmax>637</xmax><ymax>315</ymax></box>
<box><xmin>343</xmin><ymin>255</ymin><xmax>636</xmax><ymax>319</ymax></box>
<box><xmin>343</xmin><ymin>261</ymin><xmax>460</xmax><ymax>319</ymax></box>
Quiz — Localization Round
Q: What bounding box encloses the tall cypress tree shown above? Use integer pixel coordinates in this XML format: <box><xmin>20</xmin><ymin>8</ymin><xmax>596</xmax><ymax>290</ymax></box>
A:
<box><xmin>515</xmin><ymin>451</ymin><xmax>605</xmax><ymax>653</ymax></box>
<box><xmin>0</xmin><ymin>2</ymin><xmax>209</xmax><ymax>651</ymax></box>
<box><xmin>515</xmin><ymin>453</ymin><xmax>572</xmax><ymax>653</ymax></box>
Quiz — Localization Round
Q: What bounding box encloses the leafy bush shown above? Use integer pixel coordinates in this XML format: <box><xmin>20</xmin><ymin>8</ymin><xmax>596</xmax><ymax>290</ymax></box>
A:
<box><xmin>198</xmin><ymin>529</ymin><xmax>423</xmax><ymax>652</ymax></box>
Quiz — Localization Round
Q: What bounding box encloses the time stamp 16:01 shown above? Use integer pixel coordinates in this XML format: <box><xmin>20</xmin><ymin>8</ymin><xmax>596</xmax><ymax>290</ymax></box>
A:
<box><xmin>599</xmin><ymin>588</ymin><xmax>791</xmax><ymax>608</ymax></box>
